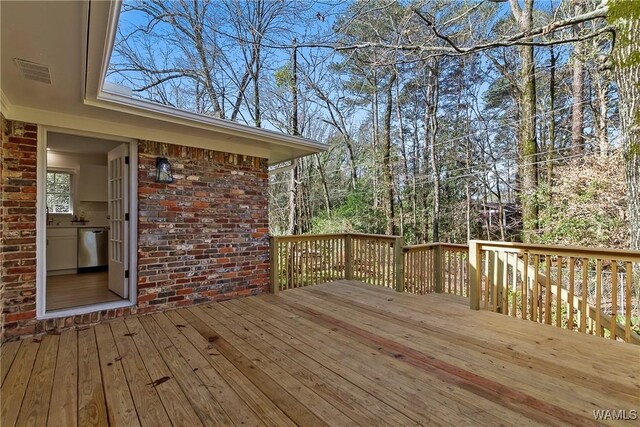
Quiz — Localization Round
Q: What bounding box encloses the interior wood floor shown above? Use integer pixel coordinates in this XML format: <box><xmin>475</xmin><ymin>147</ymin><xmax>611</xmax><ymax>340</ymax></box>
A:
<box><xmin>2</xmin><ymin>280</ymin><xmax>638</xmax><ymax>426</ymax></box>
<box><xmin>46</xmin><ymin>272</ymin><xmax>122</xmax><ymax>311</ymax></box>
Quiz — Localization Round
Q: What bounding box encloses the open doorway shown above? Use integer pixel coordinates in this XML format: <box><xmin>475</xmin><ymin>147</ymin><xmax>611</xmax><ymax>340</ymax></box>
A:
<box><xmin>42</xmin><ymin>130</ymin><xmax>135</xmax><ymax>314</ymax></box>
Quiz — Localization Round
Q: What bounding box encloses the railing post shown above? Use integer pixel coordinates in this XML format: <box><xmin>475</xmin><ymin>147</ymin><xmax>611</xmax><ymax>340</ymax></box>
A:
<box><xmin>269</xmin><ymin>236</ymin><xmax>279</xmax><ymax>294</ymax></box>
<box><xmin>344</xmin><ymin>234</ymin><xmax>353</xmax><ymax>280</ymax></box>
<box><xmin>434</xmin><ymin>244</ymin><xmax>442</xmax><ymax>293</ymax></box>
<box><xmin>394</xmin><ymin>236</ymin><xmax>405</xmax><ymax>292</ymax></box>
<box><xmin>468</xmin><ymin>240</ymin><xmax>481</xmax><ymax>310</ymax></box>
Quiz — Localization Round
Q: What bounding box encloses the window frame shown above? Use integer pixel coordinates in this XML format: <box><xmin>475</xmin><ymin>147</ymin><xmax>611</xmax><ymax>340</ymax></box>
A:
<box><xmin>46</xmin><ymin>170</ymin><xmax>74</xmax><ymax>214</ymax></box>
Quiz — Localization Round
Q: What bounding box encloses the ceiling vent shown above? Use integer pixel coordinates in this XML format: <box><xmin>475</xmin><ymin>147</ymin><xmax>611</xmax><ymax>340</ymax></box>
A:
<box><xmin>14</xmin><ymin>59</ymin><xmax>52</xmax><ymax>84</ymax></box>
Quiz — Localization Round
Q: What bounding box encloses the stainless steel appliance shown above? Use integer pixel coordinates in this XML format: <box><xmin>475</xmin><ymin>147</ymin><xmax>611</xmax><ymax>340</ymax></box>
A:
<box><xmin>78</xmin><ymin>228</ymin><xmax>108</xmax><ymax>272</ymax></box>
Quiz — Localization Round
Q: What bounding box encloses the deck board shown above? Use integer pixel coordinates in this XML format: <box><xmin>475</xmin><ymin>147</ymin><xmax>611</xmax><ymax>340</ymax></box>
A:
<box><xmin>1</xmin><ymin>339</ymin><xmax>40</xmax><ymax>426</ymax></box>
<box><xmin>2</xmin><ymin>280</ymin><xmax>639</xmax><ymax>426</ymax></box>
<box><xmin>94</xmin><ymin>323</ymin><xmax>140</xmax><ymax>426</ymax></box>
<box><xmin>1</xmin><ymin>341</ymin><xmax>21</xmax><ymax>386</ymax></box>
<box><xmin>47</xmin><ymin>329</ymin><xmax>77</xmax><ymax>427</ymax></box>
<box><xmin>15</xmin><ymin>335</ymin><xmax>58</xmax><ymax>426</ymax></box>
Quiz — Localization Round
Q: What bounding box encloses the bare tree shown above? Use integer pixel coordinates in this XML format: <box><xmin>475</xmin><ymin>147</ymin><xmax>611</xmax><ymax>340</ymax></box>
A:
<box><xmin>571</xmin><ymin>0</ymin><xmax>586</xmax><ymax>154</ymax></box>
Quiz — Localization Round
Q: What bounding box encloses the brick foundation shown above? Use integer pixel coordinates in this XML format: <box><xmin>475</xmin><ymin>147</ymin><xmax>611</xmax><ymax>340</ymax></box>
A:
<box><xmin>1</xmin><ymin>118</ymin><xmax>270</xmax><ymax>342</ymax></box>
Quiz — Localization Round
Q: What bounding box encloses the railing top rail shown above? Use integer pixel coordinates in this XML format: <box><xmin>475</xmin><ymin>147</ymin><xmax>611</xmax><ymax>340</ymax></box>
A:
<box><xmin>439</xmin><ymin>243</ymin><xmax>469</xmax><ymax>250</ymax></box>
<box><xmin>403</xmin><ymin>243</ymin><xmax>439</xmax><ymax>252</ymax></box>
<box><xmin>472</xmin><ymin>240</ymin><xmax>640</xmax><ymax>262</ymax></box>
<box><xmin>271</xmin><ymin>233</ymin><xmax>347</xmax><ymax>242</ymax></box>
<box><xmin>349</xmin><ymin>232</ymin><xmax>399</xmax><ymax>241</ymax></box>
<box><xmin>271</xmin><ymin>232</ymin><xmax>402</xmax><ymax>242</ymax></box>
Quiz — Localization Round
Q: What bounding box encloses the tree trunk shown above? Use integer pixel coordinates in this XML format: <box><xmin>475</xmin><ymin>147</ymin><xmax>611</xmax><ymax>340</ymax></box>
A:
<box><xmin>253</xmin><ymin>43</ymin><xmax>262</xmax><ymax>127</ymax></box>
<box><xmin>593</xmin><ymin>63</ymin><xmax>610</xmax><ymax>157</ymax></box>
<box><xmin>290</xmin><ymin>39</ymin><xmax>298</xmax><ymax>137</ymax></box>
<box><xmin>466</xmin><ymin>140</ymin><xmax>472</xmax><ymax>242</ymax></box>
<box><xmin>395</xmin><ymin>72</ymin><xmax>410</xmax><ymax>235</ymax></box>
<box><xmin>287</xmin><ymin>164</ymin><xmax>298</xmax><ymax>234</ymax></box>
<box><xmin>372</xmin><ymin>69</ymin><xmax>380</xmax><ymax>209</ymax></box>
<box><xmin>510</xmin><ymin>0</ymin><xmax>539</xmax><ymax>243</ymax></box>
<box><xmin>314</xmin><ymin>154</ymin><xmax>332</xmax><ymax>217</ymax></box>
<box><xmin>425</xmin><ymin>64</ymin><xmax>440</xmax><ymax>242</ymax></box>
<box><xmin>609</xmin><ymin>1</ymin><xmax>640</xmax><ymax>250</ymax></box>
<box><xmin>571</xmin><ymin>0</ymin><xmax>585</xmax><ymax>154</ymax></box>
<box><xmin>382</xmin><ymin>74</ymin><xmax>397</xmax><ymax>235</ymax></box>
<box><xmin>287</xmin><ymin>40</ymin><xmax>300</xmax><ymax>235</ymax></box>
<box><xmin>548</xmin><ymin>47</ymin><xmax>557</xmax><ymax>184</ymax></box>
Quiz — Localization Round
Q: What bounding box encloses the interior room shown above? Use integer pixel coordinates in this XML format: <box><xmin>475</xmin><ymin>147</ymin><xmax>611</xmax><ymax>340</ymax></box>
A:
<box><xmin>45</xmin><ymin>132</ymin><xmax>126</xmax><ymax>311</ymax></box>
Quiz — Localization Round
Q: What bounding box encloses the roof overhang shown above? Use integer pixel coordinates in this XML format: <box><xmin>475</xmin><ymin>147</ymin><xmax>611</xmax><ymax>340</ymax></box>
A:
<box><xmin>0</xmin><ymin>0</ymin><xmax>325</xmax><ymax>164</ymax></box>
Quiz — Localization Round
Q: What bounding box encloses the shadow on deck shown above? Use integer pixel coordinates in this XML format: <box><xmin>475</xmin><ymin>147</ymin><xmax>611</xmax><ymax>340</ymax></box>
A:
<box><xmin>2</xmin><ymin>280</ymin><xmax>639</xmax><ymax>426</ymax></box>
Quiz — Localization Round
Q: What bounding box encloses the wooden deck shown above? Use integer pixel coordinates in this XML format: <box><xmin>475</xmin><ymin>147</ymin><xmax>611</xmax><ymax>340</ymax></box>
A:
<box><xmin>2</xmin><ymin>280</ymin><xmax>639</xmax><ymax>426</ymax></box>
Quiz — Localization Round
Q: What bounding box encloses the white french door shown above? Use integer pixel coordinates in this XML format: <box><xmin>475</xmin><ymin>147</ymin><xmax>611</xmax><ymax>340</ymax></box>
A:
<box><xmin>108</xmin><ymin>144</ymin><xmax>129</xmax><ymax>298</ymax></box>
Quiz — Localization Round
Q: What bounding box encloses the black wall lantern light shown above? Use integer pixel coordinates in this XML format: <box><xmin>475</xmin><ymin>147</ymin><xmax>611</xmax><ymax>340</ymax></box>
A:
<box><xmin>155</xmin><ymin>157</ymin><xmax>173</xmax><ymax>183</ymax></box>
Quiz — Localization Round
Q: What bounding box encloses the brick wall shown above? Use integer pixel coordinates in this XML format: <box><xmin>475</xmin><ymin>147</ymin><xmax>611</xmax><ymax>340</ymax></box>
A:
<box><xmin>1</xmin><ymin>117</ymin><xmax>38</xmax><ymax>340</ymax></box>
<box><xmin>137</xmin><ymin>141</ymin><xmax>270</xmax><ymax>313</ymax></box>
<box><xmin>1</xmin><ymin>118</ymin><xmax>136</xmax><ymax>342</ymax></box>
<box><xmin>0</xmin><ymin>121</ymin><xmax>270</xmax><ymax>341</ymax></box>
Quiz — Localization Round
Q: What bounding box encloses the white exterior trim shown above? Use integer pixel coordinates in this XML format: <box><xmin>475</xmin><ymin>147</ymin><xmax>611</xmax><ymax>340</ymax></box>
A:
<box><xmin>128</xmin><ymin>140</ymin><xmax>138</xmax><ymax>306</ymax></box>
<box><xmin>39</xmin><ymin>299</ymin><xmax>134</xmax><ymax>320</ymax></box>
<box><xmin>36</xmin><ymin>125</ymin><xmax>138</xmax><ymax>319</ymax></box>
<box><xmin>88</xmin><ymin>92</ymin><xmax>325</xmax><ymax>151</ymax></box>
<box><xmin>36</xmin><ymin>126</ymin><xmax>47</xmax><ymax>318</ymax></box>
<box><xmin>5</xmin><ymin>105</ymin><xmax>274</xmax><ymax>160</ymax></box>
<box><xmin>0</xmin><ymin>89</ymin><xmax>12</xmax><ymax>115</ymax></box>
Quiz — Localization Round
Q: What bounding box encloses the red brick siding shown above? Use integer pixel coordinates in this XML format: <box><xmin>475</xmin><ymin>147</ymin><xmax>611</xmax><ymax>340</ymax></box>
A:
<box><xmin>137</xmin><ymin>141</ymin><xmax>270</xmax><ymax>313</ymax></box>
<box><xmin>1</xmin><ymin>119</ymin><xmax>132</xmax><ymax>341</ymax></box>
<box><xmin>0</xmin><ymin>120</ymin><xmax>270</xmax><ymax>342</ymax></box>
<box><xmin>1</xmin><ymin>117</ymin><xmax>38</xmax><ymax>340</ymax></box>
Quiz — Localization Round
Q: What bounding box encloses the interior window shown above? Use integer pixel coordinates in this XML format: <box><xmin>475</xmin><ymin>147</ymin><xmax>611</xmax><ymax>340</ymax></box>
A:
<box><xmin>46</xmin><ymin>171</ymin><xmax>73</xmax><ymax>214</ymax></box>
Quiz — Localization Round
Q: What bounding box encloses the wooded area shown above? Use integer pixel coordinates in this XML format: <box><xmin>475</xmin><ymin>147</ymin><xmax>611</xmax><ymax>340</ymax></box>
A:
<box><xmin>109</xmin><ymin>0</ymin><xmax>640</xmax><ymax>249</ymax></box>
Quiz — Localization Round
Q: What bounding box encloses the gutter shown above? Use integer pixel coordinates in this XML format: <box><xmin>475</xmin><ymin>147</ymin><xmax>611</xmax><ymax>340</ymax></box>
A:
<box><xmin>268</xmin><ymin>159</ymin><xmax>297</xmax><ymax>176</ymax></box>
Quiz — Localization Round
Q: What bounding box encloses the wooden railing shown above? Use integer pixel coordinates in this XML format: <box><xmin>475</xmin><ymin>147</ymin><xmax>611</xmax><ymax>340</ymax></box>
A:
<box><xmin>270</xmin><ymin>234</ymin><xmax>640</xmax><ymax>344</ymax></box>
<box><xmin>270</xmin><ymin>233</ymin><xmax>345</xmax><ymax>290</ymax></box>
<box><xmin>442</xmin><ymin>244</ymin><xmax>469</xmax><ymax>297</ymax></box>
<box><xmin>271</xmin><ymin>233</ymin><xmax>465</xmax><ymax>297</ymax></box>
<box><xmin>468</xmin><ymin>240</ymin><xmax>640</xmax><ymax>344</ymax></box>
<box><xmin>403</xmin><ymin>244</ymin><xmax>437</xmax><ymax>294</ymax></box>
<box><xmin>402</xmin><ymin>243</ymin><xmax>468</xmax><ymax>296</ymax></box>
<box><xmin>348</xmin><ymin>234</ymin><xmax>403</xmax><ymax>290</ymax></box>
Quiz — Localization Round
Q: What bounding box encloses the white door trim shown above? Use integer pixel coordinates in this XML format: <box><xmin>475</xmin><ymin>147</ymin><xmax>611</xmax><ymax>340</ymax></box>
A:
<box><xmin>36</xmin><ymin>125</ymin><xmax>138</xmax><ymax>318</ymax></box>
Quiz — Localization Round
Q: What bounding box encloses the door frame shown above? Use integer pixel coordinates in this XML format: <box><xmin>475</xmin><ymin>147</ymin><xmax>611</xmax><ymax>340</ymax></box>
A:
<box><xmin>36</xmin><ymin>125</ymin><xmax>138</xmax><ymax>319</ymax></box>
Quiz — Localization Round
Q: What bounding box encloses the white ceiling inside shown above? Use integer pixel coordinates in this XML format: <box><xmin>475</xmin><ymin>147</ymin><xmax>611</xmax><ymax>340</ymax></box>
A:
<box><xmin>48</xmin><ymin>132</ymin><xmax>122</xmax><ymax>154</ymax></box>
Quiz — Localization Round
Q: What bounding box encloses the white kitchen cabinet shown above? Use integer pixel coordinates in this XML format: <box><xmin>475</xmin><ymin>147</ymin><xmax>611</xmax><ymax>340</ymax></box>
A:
<box><xmin>46</xmin><ymin>228</ymin><xmax>77</xmax><ymax>272</ymax></box>
<box><xmin>78</xmin><ymin>165</ymin><xmax>108</xmax><ymax>201</ymax></box>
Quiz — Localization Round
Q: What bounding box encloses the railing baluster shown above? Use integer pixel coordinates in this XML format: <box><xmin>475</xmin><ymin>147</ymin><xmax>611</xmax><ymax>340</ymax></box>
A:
<box><xmin>581</xmin><ymin>258</ymin><xmax>588</xmax><ymax>333</ymax></box>
<box><xmin>522</xmin><ymin>253</ymin><xmax>528</xmax><ymax>320</ymax></box>
<box><xmin>545</xmin><ymin>256</ymin><xmax>551</xmax><ymax>325</ymax></box>
<box><xmin>556</xmin><ymin>256</ymin><xmax>563</xmax><ymax>327</ymax></box>
<box><xmin>503</xmin><ymin>252</ymin><xmax>509</xmax><ymax>316</ymax></box>
<box><xmin>596</xmin><ymin>259</ymin><xmax>602</xmax><ymax>337</ymax></box>
<box><xmin>511</xmin><ymin>253</ymin><xmax>517</xmax><ymax>317</ymax></box>
<box><xmin>625</xmin><ymin>261</ymin><xmax>632</xmax><ymax>343</ymax></box>
<box><xmin>484</xmin><ymin>250</ymin><xmax>491</xmax><ymax>309</ymax></box>
<box><xmin>533</xmin><ymin>255</ymin><xmax>539</xmax><ymax>322</ymax></box>
<box><xmin>447</xmin><ymin>251</ymin><xmax>452</xmax><ymax>293</ymax></box>
<box><xmin>611</xmin><ymin>260</ymin><xmax>618</xmax><ymax>340</ymax></box>
<box><xmin>567</xmin><ymin>257</ymin><xmax>574</xmax><ymax>330</ymax></box>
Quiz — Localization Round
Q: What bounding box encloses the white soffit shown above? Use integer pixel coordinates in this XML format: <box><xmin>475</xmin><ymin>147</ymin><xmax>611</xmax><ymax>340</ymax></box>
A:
<box><xmin>0</xmin><ymin>0</ymin><xmax>325</xmax><ymax>164</ymax></box>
